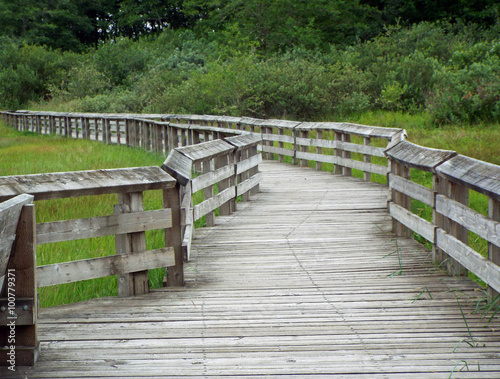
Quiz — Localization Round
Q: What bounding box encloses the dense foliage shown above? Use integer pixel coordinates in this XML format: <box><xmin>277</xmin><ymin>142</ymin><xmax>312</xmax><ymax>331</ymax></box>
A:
<box><xmin>0</xmin><ymin>0</ymin><xmax>499</xmax><ymax>124</ymax></box>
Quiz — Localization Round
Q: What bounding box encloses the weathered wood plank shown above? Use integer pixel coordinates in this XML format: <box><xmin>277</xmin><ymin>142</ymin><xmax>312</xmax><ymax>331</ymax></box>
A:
<box><xmin>389</xmin><ymin>202</ymin><xmax>436</xmax><ymax>242</ymax></box>
<box><xmin>193</xmin><ymin>187</ymin><xmax>236</xmax><ymax>222</ymax></box>
<box><xmin>436</xmin><ymin>154</ymin><xmax>500</xmax><ymax>201</ymax></box>
<box><xmin>436</xmin><ymin>228</ymin><xmax>500</xmax><ymax>293</ymax></box>
<box><xmin>0</xmin><ymin>167</ymin><xmax>175</xmax><ymax>201</ymax></box>
<box><xmin>237</xmin><ymin>173</ymin><xmax>263</xmax><ymax>196</ymax></box>
<box><xmin>436</xmin><ymin>194</ymin><xmax>500</xmax><ymax>247</ymax></box>
<box><xmin>0</xmin><ymin>194</ymin><xmax>34</xmax><ymax>293</ymax></box>
<box><xmin>388</xmin><ymin>174</ymin><xmax>434</xmax><ymax>206</ymax></box>
<box><xmin>36</xmin><ymin>209</ymin><xmax>172</xmax><ymax>245</ymax></box>
<box><xmin>385</xmin><ymin>140</ymin><xmax>456</xmax><ymax>172</ymax></box>
<box><xmin>161</xmin><ymin>149</ymin><xmax>193</xmax><ymax>186</ymax></box>
<box><xmin>261</xmin><ymin>145</ymin><xmax>295</xmax><ymax>157</ymax></box>
<box><xmin>37</xmin><ymin>247</ymin><xmax>175</xmax><ymax>287</ymax></box>
<box><xmin>191</xmin><ymin>165</ymin><xmax>234</xmax><ymax>193</ymax></box>
<box><xmin>236</xmin><ymin>154</ymin><xmax>262</xmax><ymax>175</ymax></box>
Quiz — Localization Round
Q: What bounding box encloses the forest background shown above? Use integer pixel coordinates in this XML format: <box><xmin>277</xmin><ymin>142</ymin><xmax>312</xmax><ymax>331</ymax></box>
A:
<box><xmin>0</xmin><ymin>0</ymin><xmax>499</xmax><ymax>127</ymax></box>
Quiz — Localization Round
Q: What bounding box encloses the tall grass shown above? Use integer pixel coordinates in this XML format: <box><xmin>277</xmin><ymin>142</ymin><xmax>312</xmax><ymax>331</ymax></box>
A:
<box><xmin>0</xmin><ymin>122</ymin><xmax>168</xmax><ymax>307</ymax></box>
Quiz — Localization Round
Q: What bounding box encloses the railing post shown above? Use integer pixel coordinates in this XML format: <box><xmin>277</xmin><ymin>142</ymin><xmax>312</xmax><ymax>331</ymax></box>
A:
<box><xmin>391</xmin><ymin>161</ymin><xmax>411</xmax><ymax>237</ymax></box>
<box><xmin>0</xmin><ymin>203</ymin><xmax>40</xmax><ymax>366</ymax></box>
<box><xmin>489</xmin><ymin>198</ymin><xmax>500</xmax><ymax>300</ymax></box>
<box><xmin>364</xmin><ymin>137</ymin><xmax>371</xmax><ymax>182</ymax></box>
<box><xmin>334</xmin><ymin>132</ymin><xmax>343</xmax><ymax>175</ymax></box>
<box><xmin>164</xmin><ymin>185</ymin><xmax>184</xmax><ymax>286</ymax></box>
<box><xmin>115</xmin><ymin>192</ymin><xmax>149</xmax><ymax>296</ymax></box>
<box><xmin>343</xmin><ymin>133</ymin><xmax>352</xmax><ymax>177</ymax></box>
<box><xmin>203</xmin><ymin>158</ymin><xmax>215</xmax><ymax>226</ymax></box>
<box><xmin>432</xmin><ymin>174</ymin><xmax>448</xmax><ymax>264</ymax></box>
<box><xmin>316</xmin><ymin>131</ymin><xmax>323</xmax><ymax>171</ymax></box>
<box><xmin>300</xmin><ymin>130</ymin><xmax>308</xmax><ymax>168</ymax></box>
<box><xmin>217</xmin><ymin>152</ymin><xmax>235</xmax><ymax>215</ymax></box>
<box><xmin>278</xmin><ymin>128</ymin><xmax>285</xmax><ymax>163</ymax></box>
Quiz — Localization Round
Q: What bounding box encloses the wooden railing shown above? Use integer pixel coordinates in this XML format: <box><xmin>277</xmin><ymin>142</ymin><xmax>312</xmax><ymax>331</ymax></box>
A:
<box><xmin>1</xmin><ymin>109</ymin><xmax>499</xmax><ymax>299</ymax></box>
<box><xmin>0</xmin><ymin>167</ymin><xmax>183</xmax><ymax>291</ymax></box>
<box><xmin>0</xmin><ymin>194</ymin><xmax>39</xmax><ymax>366</ymax></box>
<box><xmin>385</xmin><ymin>140</ymin><xmax>500</xmax><ymax>299</ymax></box>
<box><xmin>162</xmin><ymin>134</ymin><xmax>262</xmax><ymax>259</ymax></box>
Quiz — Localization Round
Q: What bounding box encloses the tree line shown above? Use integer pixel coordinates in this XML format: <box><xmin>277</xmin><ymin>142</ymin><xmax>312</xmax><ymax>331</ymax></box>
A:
<box><xmin>1</xmin><ymin>0</ymin><xmax>498</xmax><ymax>52</ymax></box>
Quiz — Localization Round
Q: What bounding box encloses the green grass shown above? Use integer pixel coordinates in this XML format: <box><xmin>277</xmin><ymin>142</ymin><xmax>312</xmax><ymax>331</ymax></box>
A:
<box><xmin>0</xmin><ymin>122</ymin><xmax>168</xmax><ymax>307</ymax></box>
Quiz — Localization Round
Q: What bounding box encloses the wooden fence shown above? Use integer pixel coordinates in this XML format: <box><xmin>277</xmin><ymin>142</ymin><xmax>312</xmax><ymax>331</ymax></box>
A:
<box><xmin>0</xmin><ymin>194</ymin><xmax>39</xmax><ymax>366</ymax></box>
<box><xmin>162</xmin><ymin>134</ymin><xmax>262</xmax><ymax>259</ymax></box>
<box><xmin>0</xmin><ymin>166</ymin><xmax>183</xmax><ymax>293</ymax></box>
<box><xmin>385</xmin><ymin>140</ymin><xmax>500</xmax><ymax>300</ymax></box>
<box><xmin>1</xmin><ymin>109</ymin><xmax>499</xmax><ymax>299</ymax></box>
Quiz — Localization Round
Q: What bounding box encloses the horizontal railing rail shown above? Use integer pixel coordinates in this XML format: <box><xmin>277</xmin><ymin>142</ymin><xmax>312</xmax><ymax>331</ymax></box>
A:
<box><xmin>162</xmin><ymin>135</ymin><xmax>262</xmax><ymax>259</ymax></box>
<box><xmin>0</xmin><ymin>166</ymin><xmax>183</xmax><ymax>291</ymax></box>
<box><xmin>385</xmin><ymin>140</ymin><xmax>500</xmax><ymax>299</ymax></box>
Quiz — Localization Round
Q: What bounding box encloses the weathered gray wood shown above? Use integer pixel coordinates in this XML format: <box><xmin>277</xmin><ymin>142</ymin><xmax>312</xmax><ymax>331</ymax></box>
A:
<box><xmin>177</xmin><ymin>139</ymin><xmax>234</xmax><ymax>163</ymax></box>
<box><xmin>436</xmin><ymin>229</ymin><xmax>500</xmax><ymax>293</ymax></box>
<box><xmin>36</xmin><ymin>209</ymin><xmax>172</xmax><ymax>245</ymax></box>
<box><xmin>0</xmin><ymin>194</ymin><xmax>34</xmax><ymax>294</ymax></box>
<box><xmin>389</xmin><ymin>202</ymin><xmax>435</xmax><ymax>242</ymax></box>
<box><xmin>436</xmin><ymin>154</ymin><xmax>500</xmax><ymax>201</ymax></box>
<box><xmin>489</xmin><ymin>198</ymin><xmax>500</xmax><ymax>300</ymax></box>
<box><xmin>385</xmin><ymin>140</ymin><xmax>456</xmax><ymax>173</ymax></box>
<box><xmin>236</xmin><ymin>154</ymin><xmax>262</xmax><ymax>175</ymax></box>
<box><xmin>36</xmin><ymin>247</ymin><xmax>175</xmax><ymax>287</ymax></box>
<box><xmin>436</xmin><ymin>194</ymin><xmax>500</xmax><ymax>247</ymax></box>
<box><xmin>225</xmin><ymin>134</ymin><xmax>262</xmax><ymax>148</ymax></box>
<box><xmin>164</xmin><ymin>187</ymin><xmax>184</xmax><ymax>286</ymax></box>
<box><xmin>162</xmin><ymin>149</ymin><xmax>193</xmax><ymax>186</ymax></box>
<box><xmin>261</xmin><ymin>145</ymin><xmax>294</xmax><ymax>157</ymax></box>
<box><xmin>0</xmin><ymin>166</ymin><xmax>175</xmax><ymax>202</ymax></box>
<box><xmin>262</xmin><ymin>133</ymin><xmax>293</xmax><ymax>144</ymax></box>
<box><xmin>193</xmin><ymin>187</ymin><xmax>236</xmax><ymax>222</ymax></box>
<box><xmin>237</xmin><ymin>173</ymin><xmax>263</xmax><ymax>196</ymax></box>
<box><xmin>388</xmin><ymin>174</ymin><xmax>434</xmax><ymax>207</ymax></box>
<box><xmin>191</xmin><ymin>165</ymin><xmax>234</xmax><ymax>193</ymax></box>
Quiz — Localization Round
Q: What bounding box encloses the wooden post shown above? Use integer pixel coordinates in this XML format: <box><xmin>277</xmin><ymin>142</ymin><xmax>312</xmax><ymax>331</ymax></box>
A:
<box><xmin>115</xmin><ymin>192</ymin><xmax>149</xmax><ymax>296</ymax></box>
<box><xmin>300</xmin><ymin>130</ymin><xmax>308</xmax><ymax>168</ymax></box>
<box><xmin>164</xmin><ymin>186</ymin><xmax>184</xmax><ymax>286</ymax></box>
<box><xmin>279</xmin><ymin>129</ymin><xmax>285</xmax><ymax>163</ymax></box>
<box><xmin>334</xmin><ymin>132</ymin><xmax>343</xmax><ymax>175</ymax></box>
<box><xmin>249</xmin><ymin>145</ymin><xmax>260</xmax><ymax>196</ymax></box>
<box><xmin>316</xmin><ymin>131</ymin><xmax>323</xmax><ymax>171</ymax></box>
<box><xmin>488</xmin><ymin>198</ymin><xmax>500</xmax><ymax>301</ymax></box>
<box><xmin>203</xmin><ymin>159</ymin><xmax>215</xmax><ymax>227</ymax></box>
<box><xmin>448</xmin><ymin>182</ymin><xmax>469</xmax><ymax>277</ymax></box>
<box><xmin>0</xmin><ymin>204</ymin><xmax>40</xmax><ymax>366</ymax></box>
<box><xmin>391</xmin><ymin>162</ymin><xmax>411</xmax><ymax>237</ymax></box>
<box><xmin>432</xmin><ymin>174</ymin><xmax>447</xmax><ymax>264</ymax></box>
<box><xmin>364</xmin><ymin>137</ymin><xmax>371</xmax><ymax>182</ymax></box>
<box><xmin>343</xmin><ymin>133</ymin><xmax>352</xmax><ymax>177</ymax></box>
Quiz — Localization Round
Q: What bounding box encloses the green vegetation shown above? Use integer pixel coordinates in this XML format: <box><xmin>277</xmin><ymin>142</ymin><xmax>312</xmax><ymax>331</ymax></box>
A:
<box><xmin>0</xmin><ymin>122</ymin><xmax>168</xmax><ymax>307</ymax></box>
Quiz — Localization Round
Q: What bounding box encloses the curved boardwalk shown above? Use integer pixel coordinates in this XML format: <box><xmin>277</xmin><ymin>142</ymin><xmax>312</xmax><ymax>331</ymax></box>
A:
<box><xmin>7</xmin><ymin>161</ymin><xmax>500</xmax><ymax>378</ymax></box>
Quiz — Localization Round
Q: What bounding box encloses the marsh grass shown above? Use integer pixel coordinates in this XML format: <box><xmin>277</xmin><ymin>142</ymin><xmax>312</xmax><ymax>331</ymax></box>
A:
<box><xmin>0</xmin><ymin>122</ymin><xmax>169</xmax><ymax>307</ymax></box>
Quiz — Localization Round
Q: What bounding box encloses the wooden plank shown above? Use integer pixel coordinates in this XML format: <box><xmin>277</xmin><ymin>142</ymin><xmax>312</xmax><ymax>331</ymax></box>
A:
<box><xmin>236</xmin><ymin>154</ymin><xmax>262</xmax><ymax>175</ymax></box>
<box><xmin>436</xmin><ymin>228</ymin><xmax>500</xmax><ymax>293</ymax></box>
<box><xmin>177</xmin><ymin>140</ymin><xmax>234</xmax><ymax>162</ymax></box>
<box><xmin>224</xmin><ymin>134</ymin><xmax>262</xmax><ymax>148</ymax></box>
<box><xmin>237</xmin><ymin>173</ymin><xmax>263</xmax><ymax>196</ymax></box>
<box><xmin>162</xmin><ymin>149</ymin><xmax>193</xmax><ymax>186</ymax></box>
<box><xmin>0</xmin><ymin>194</ymin><xmax>34</xmax><ymax>294</ymax></box>
<box><xmin>436</xmin><ymin>154</ymin><xmax>500</xmax><ymax>201</ymax></box>
<box><xmin>261</xmin><ymin>145</ymin><xmax>294</xmax><ymax>157</ymax></box>
<box><xmin>36</xmin><ymin>247</ymin><xmax>175</xmax><ymax>287</ymax></box>
<box><xmin>388</xmin><ymin>174</ymin><xmax>434</xmax><ymax>206</ymax></box>
<box><xmin>193</xmin><ymin>187</ymin><xmax>236</xmax><ymax>222</ymax></box>
<box><xmin>385</xmin><ymin>140</ymin><xmax>456</xmax><ymax>173</ymax></box>
<box><xmin>389</xmin><ymin>202</ymin><xmax>435</xmax><ymax>242</ymax></box>
<box><xmin>262</xmin><ymin>133</ymin><xmax>294</xmax><ymax>144</ymax></box>
<box><xmin>295</xmin><ymin>151</ymin><xmax>388</xmax><ymax>175</ymax></box>
<box><xmin>36</xmin><ymin>209</ymin><xmax>172</xmax><ymax>245</ymax></box>
<box><xmin>192</xmin><ymin>165</ymin><xmax>234</xmax><ymax>193</ymax></box>
<box><xmin>436</xmin><ymin>194</ymin><xmax>500</xmax><ymax>247</ymax></box>
<box><xmin>295</xmin><ymin>137</ymin><xmax>385</xmax><ymax>157</ymax></box>
<box><xmin>0</xmin><ymin>167</ymin><xmax>175</xmax><ymax>202</ymax></box>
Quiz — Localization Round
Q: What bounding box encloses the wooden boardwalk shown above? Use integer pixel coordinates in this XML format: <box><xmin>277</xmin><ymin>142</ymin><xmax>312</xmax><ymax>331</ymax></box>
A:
<box><xmin>6</xmin><ymin>161</ymin><xmax>500</xmax><ymax>378</ymax></box>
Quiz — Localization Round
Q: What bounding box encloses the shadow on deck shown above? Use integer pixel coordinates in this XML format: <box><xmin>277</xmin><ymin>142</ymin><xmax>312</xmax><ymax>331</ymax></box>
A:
<box><xmin>6</xmin><ymin>161</ymin><xmax>500</xmax><ymax>378</ymax></box>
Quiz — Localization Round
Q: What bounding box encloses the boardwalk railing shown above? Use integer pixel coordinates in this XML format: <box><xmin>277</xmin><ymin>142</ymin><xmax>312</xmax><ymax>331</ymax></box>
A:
<box><xmin>0</xmin><ymin>194</ymin><xmax>39</xmax><ymax>366</ymax></box>
<box><xmin>0</xmin><ymin>167</ymin><xmax>183</xmax><ymax>292</ymax></box>
<box><xmin>385</xmin><ymin>140</ymin><xmax>500</xmax><ymax>299</ymax></box>
<box><xmin>162</xmin><ymin>135</ymin><xmax>262</xmax><ymax>259</ymax></box>
<box><xmin>1</xmin><ymin>109</ymin><xmax>500</xmax><ymax>297</ymax></box>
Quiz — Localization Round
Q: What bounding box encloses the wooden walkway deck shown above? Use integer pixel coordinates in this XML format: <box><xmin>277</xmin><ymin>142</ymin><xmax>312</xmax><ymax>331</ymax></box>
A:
<box><xmin>6</xmin><ymin>161</ymin><xmax>500</xmax><ymax>378</ymax></box>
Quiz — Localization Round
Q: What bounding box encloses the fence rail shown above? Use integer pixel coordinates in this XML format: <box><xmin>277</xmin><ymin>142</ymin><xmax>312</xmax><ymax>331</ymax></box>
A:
<box><xmin>1</xmin><ymin>109</ymin><xmax>499</xmax><ymax>299</ymax></box>
<box><xmin>0</xmin><ymin>166</ymin><xmax>182</xmax><ymax>291</ymax></box>
<box><xmin>385</xmin><ymin>140</ymin><xmax>500</xmax><ymax>299</ymax></box>
<box><xmin>162</xmin><ymin>135</ymin><xmax>262</xmax><ymax>259</ymax></box>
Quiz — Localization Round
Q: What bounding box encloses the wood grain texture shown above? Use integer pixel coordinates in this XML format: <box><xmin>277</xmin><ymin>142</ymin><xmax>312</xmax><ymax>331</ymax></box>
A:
<box><xmin>6</xmin><ymin>161</ymin><xmax>500</xmax><ymax>378</ymax></box>
<box><xmin>385</xmin><ymin>140</ymin><xmax>456</xmax><ymax>172</ymax></box>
